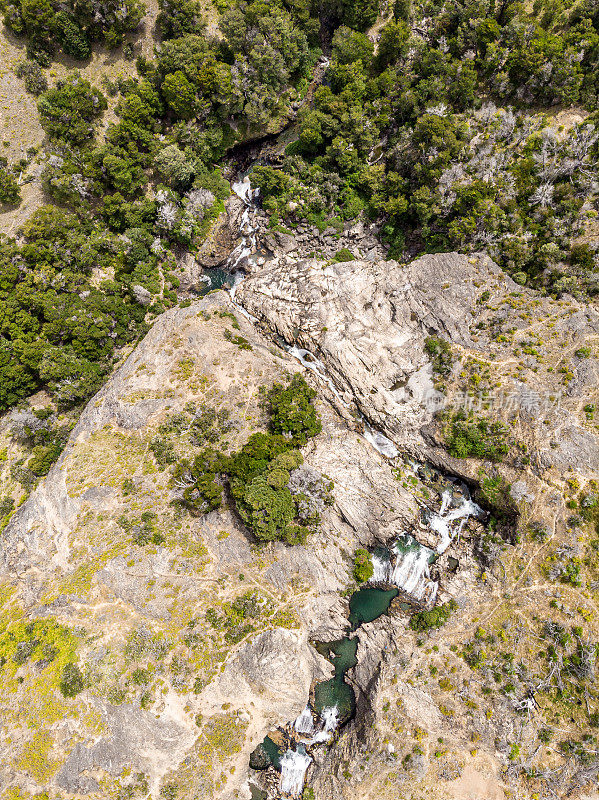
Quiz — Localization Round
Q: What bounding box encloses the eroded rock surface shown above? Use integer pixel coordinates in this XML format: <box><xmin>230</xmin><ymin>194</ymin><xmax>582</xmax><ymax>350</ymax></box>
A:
<box><xmin>0</xmin><ymin>289</ymin><xmax>424</xmax><ymax>800</ymax></box>
<box><xmin>238</xmin><ymin>252</ymin><xmax>599</xmax><ymax>479</ymax></box>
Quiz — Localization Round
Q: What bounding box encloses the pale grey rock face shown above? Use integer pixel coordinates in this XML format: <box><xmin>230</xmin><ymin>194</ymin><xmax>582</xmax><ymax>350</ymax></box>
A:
<box><xmin>195</xmin><ymin>195</ymin><xmax>245</xmax><ymax>267</ymax></box>
<box><xmin>132</xmin><ymin>284</ymin><xmax>153</xmax><ymax>306</ymax></box>
<box><xmin>0</xmin><ymin>287</ymin><xmax>427</xmax><ymax>800</ymax></box>
<box><xmin>236</xmin><ymin>251</ymin><xmax>599</xmax><ymax>484</ymax></box>
<box><xmin>57</xmin><ymin>700</ymin><xmax>196</xmax><ymax>795</ymax></box>
<box><xmin>236</xmin><ymin>253</ymin><xmax>505</xmax><ymax>448</ymax></box>
<box><xmin>202</xmin><ymin>628</ymin><xmax>331</xmax><ymax>721</ymax></box>
<box><xmin>6</xmin><ymin>244</ymin><xmax>599</xmax><ymax>800</ymax></box>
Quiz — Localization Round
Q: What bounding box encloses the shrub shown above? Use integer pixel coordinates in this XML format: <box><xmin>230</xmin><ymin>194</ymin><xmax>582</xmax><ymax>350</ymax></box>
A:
<box><xmin>266</xmin><ymin>373</ymin><xmax>322</xmax><ymax>446</ymax></box>
<box><xmin>37</xmin><ymin>76</ymin><xmax>107</xmax><ymax>144</ymax></box>
<box><xmin>444</xmin><ymin>413</ymin><xmax>509</xmax><ymax>461</ymax></box>
<box><xmin>173</xmin><ymin>376</ymin><xmax>327</xmax><ymax>545</ymax></box>
<box><xmin>54</xmin><ymin>11</ymin><xmax>90</xmax><ymax>59</ymax></box>
<box><xmin>0</xmin><ymin>167</ymin><xmax>21</xmax><ymax>205</ymax></box>
<box><xmin>353</xmin><ymin>548</ymin><xmax>373</xmax><ymax>582</ymax></box>
<box><xmin>27</xmin><ymin>442</ymin><xmax>63</xmax><ymax>476</ymax></box>
<box><xmin>60</xmin><ymin>662</ymin><xmax>84</xmax><ymax>697</ymax></box>
<box><xmin>410</xmin><ymin>600</ymin><xmax>457</xmax><ymax>632</ymax></box>
<box><xmin>424</xmin><ymin>336</ymin><xmax>453</xmax><ymax>376</ymax></box>
<box><xmin>333</xmin><ymin>247</ymin><xmax>355</xmax><ymax>262</ymax></box>
<box><xmin>15</xmin><ymin>59</ymin><xmax>48</xmax><ymax>94</ymax></box>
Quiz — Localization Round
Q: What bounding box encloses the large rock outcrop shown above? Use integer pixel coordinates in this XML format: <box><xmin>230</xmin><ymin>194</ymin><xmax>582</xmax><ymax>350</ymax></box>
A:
<box><xmin>0</xmin><ymin>289</ymin><xmax>425</xmax><ymax>800</ymax></box>
<box><xmin>237</xmin><ymin>252</ymin><xmax>599</xmax><ymax>479</ymax></box>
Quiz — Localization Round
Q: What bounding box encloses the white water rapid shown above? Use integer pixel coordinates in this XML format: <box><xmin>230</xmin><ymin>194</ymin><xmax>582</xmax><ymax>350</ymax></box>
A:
<box><xmin>305</xmin><ymin>705</ymin><xmax>339</xmax><ymax>745</ymax></box>
<box><xmin>390</xmin><ymin>537</ymin><xmax>438</xmax><ymax>604</ymax></box>
<box><xmin>287</xmin><ymin>345</ymin><xmax>349</xmax><ymax>407</ymax></box>
<box><xmin>427</xmin><ymin>489</ymin><xmax>482</xmax><ymax>554</ymax></box>
<box><xmin>362</xmin><ymin>421</ymin><xmax>399</xmax><ymax>458</ymax></box>
<box><xmin>293</xmin><ymin>705</ymin><xmax>316</xmax><ymax>735</ymax></box>
<box><xmin>370</xmin><ymin>486</ymin><xmax>483</xmax><ymax>603</ymax></box>
<box><xmin>371</xmin><ymin>535</ymin><xmax>438</xmax><ymax>605</ymax></box>
<box><xmin>293</xmin><ymin>703</ymin><xmax>340</xmax><ymax>746</ymax></box>
<box><xmin>227</xmin><ymin>176</ymin><xmax>261</xmax><ymax>322</ymax></box>
<box><xmin>284</xmin><ymin>345</ymin><xmax>401</xmax><ymax>461</ymax></box>
<box><xmin>279</xmin><ymin>745</ymin><xmax>312</xmax><ymax>797</ymax></box>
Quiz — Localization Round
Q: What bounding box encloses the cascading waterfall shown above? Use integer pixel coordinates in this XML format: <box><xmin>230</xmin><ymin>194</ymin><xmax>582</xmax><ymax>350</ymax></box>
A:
<box><xmin>227</xmin><ymin>176</ymin><xmax>261</xmax><ymax>322</ymax></box>
<box><xmin>362</xmin><ymin>421</ymin><xmax>399</xmax><ymax>458</ymax></box>
<box><xmin>372</xmin><ymin>551</ymin><xmax>392</xmax><ymax>583</ymax></box>
<box><xmin>305</xmin><ymin>705</ymin><xmax>339</xmax><ymax>745</ymax></box>
<box><xmin>370</xmin><ymin>487</ymin><xmax>483</xmax><ymax>604</ymax></box>
<box><xmin>390</xmin><ymin>535</ymin><xmax>438</xmax><ymax>605</ymax></box>
<box><xmin>225</xmin><ymin>171</ymin><xmax>492</xmax><ymax>798</ymax></box>
<box><xmin>285</xmin><ymin>345</ymin><xmax>401</xmax><ymax>461</ymax></box>
<box><xmin>293</xmin><ymin>705</ymin><xmax>316</xmax><ymax>736</ymax></box>
<box><xmin>427</xmin><ymin>490</ymin><xmax>483</xmax><ymax>554</ymax></box>
<box><xmin>229</xmin><ymin>179</ymin><xmax>260</xmax><ymax>271</ymax></box>
<box><xmin>371</xmin><ymin>535</ymin><xmax>438</xmax><ymax>605</ymax></box>
<box><xmin>279</xmin><ymin>746</ymin><xmax>312</xmax><ymax>797</ymax></box>
<box><xmin>287</xmin><ymin>345</ymin><xmax>349</xmax><ymax>408</ymax></box>
<box><xmin>224</xmin><ymin>207</ymin><xmax>401</xmax><ymax>462</ymax></box>
<box><xmin>321</xmin><ymin>705</ymin><xmax>339</xmax><ymax>734</ymax></box>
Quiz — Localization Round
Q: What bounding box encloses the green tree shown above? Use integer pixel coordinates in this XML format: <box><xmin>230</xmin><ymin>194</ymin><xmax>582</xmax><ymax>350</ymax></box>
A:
<box><xmin>340</xmin><ymin>0</ymin><xmax>378</xmax><ymax>31</ymax></box>
<box><xmin>53</xmin><ymin>11</ymin><xmax>90</xmax><ymax>59</ymax></box>
<box><xmin>157</xmin><ymin>0</ymin><xmax>205</xmax><ymax>39</ymax></box>
<box><xmin>266</xmin><ymin>374</ymin><xmax>322</xmax><ymax>446</ymax></box>
<box><xmin>37</xmin><ymin>75</ymin><xmax>106</xmax><ymax>144</ymax></box>
<box><xmin>332</xmin><ymin>25</ymin><xmax>374</xmax><ymax>66</ymax></box>
<box><xmin>154</xmin><ymin>144</ymin><xmax>195</xmax><ymax>189</ymax></box>
<box><xmin>161</xmin><ymin>70</ymin><xmax>197</xmax><ymax>120</ymax></box>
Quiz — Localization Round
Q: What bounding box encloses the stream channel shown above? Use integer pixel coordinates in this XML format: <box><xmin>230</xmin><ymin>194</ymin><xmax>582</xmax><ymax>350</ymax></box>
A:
<box><xmin>201</xmin><ymin>176</ymin><xmax>485</xmax><ymax>798</ymax></box>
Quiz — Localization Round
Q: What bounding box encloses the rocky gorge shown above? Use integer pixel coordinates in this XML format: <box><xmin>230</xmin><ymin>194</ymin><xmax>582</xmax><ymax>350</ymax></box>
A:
<box><xmin>1</xmin><ymin>177</ymin><xmax>599</xmax><ymax>800</ymax></box>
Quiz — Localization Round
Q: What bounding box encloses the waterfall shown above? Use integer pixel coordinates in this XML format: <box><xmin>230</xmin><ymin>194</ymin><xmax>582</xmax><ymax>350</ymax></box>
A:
<box><xmin>232</xmin><ymin>175</ymin><xmax>260</xmax><ymax>204</ymax></box>
<box><xmin>287</xmin><ymin>345</ymin><xmax>349</xmax><ymax>407</ymax></box>
<box><xmin>372</xmin><ymin>552</ymin><xmax>392</xmax><ymax>583</ymax></box>
<box><xmin>390</xmin><ymin>535</ymin><xmax>438</xmax><ymax>604</ymax></box>
<box><xmin>293</xmin><ymin>705</ymin><xmax>316</xmax><ymax>735</ymax></box>
<box><xmin>305</xmin><ymin>705</ymin><xmax>339</xmax><ymax>744</ymax></box>
<box><xmin>362</xmin><ymin>420</ymin><xmax>399</xmax><ymax>458</ymax></box>
<box><xmin>321</xmin><ymin>705</ymin><xmax>339</xmax><ymax>733</ymax></box>
<box><xmin>279</xmin><ymin>746</ymin><xmax>312</xmax><ymax>797</ymax></box>
<box><xmin>428</xmin><ymin>493</ymin><xmax>482</xmax><ymax>554</ymax></box>
<box><xmin>285</xmin><ymin>347</ymin><xmax>401</xmax><ymax>462</ymax></box>
<box><xmin>370</xmin><ymin>535</ymin><xmax>438</xmax><ymax>605</ymax></box>
<box><xmin>226</xmin><ymin>176</ymin><xmax>261</xmax><ymax>323</ymax></box>
<box><xmin>229</xmin><ymin>176</ymin><xmax>260</xmax><ymax>272</ymax></box>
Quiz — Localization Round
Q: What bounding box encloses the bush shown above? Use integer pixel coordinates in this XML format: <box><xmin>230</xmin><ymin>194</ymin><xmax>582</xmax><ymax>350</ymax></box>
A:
<box><xmin>424</xmin><ymin>336</ymin><xmax>453</xmax><ymax>376</ymax></box>
<box><xmin>353</xmin><ymin>548</ymin><xmax>373</xmax><ymax>582</ymax></box>
<box><xmin>3</xmin><ymin>0</ymin><xmax>145</xmax><ymax>60</ymax></box>
<box><xmin>157</xmin><ymin>0</ymin><xmax>205</xmax><ymax>38</ymax></box>
<box><xmin>266</xmin><ymin>373</ymin><xmax>322</xmax><ymax>446</ymax></box>
<box><xmin>333</xmin><ymin>247</ymin><xmax>355</xmax><ymax>262</ymax></box>
<box><xmin>60</xmin><ymin>662</ymin><xmax>84</xmax><ymax>697</ymax></box>
<box><xmin>54</xmin><ymin>12</ymin><xmax>90</xmax><ymax>60</ymax></box>
<box><xmin>28</xmin><ymin>442</ymin><xmax>63</xmax><ymax>476</ymax></box>
<box><xmin>0</xmin><ymin>167</ymin><xmax>21</xmax><ymax>205</ymax></box>
<box><xmin>37</xmin><ymin>76</ymin><xmax>107</xmax><ymax>144</ymax></box>
<box><xmin>16</xmin><ymin>59</ymin><xmax>48</xmax><ymax>94</ymax></box>
<box><xmin>410</xmin><ymin>600</ymin><xmax>457</xmax><ymax>632</ymax></box>
<box><xmin>174</xmin><ymin>375</ymin><xmax>327</xmax><ymax>545</ymax></box>
<box><xmin>444</xmin><ymin>413</ymin><xmax>509</xmax><ymax>462</ymax></box>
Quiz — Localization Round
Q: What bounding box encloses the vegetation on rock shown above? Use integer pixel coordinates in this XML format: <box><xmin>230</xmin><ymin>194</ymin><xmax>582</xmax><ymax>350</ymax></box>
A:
<box><xmin>443</xmin><ymin>411</ymin><xmax>509</xmax><ymax>461</ymax></box>
<box><xmin>173</xmin><ymin>374</ymin><xmax>331</xmax><ymax>544</ymax></box>
<box><xmin>353</xmin><ymin>548</ymin><xmax>374</xmax><ymax>583</ymax></box>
